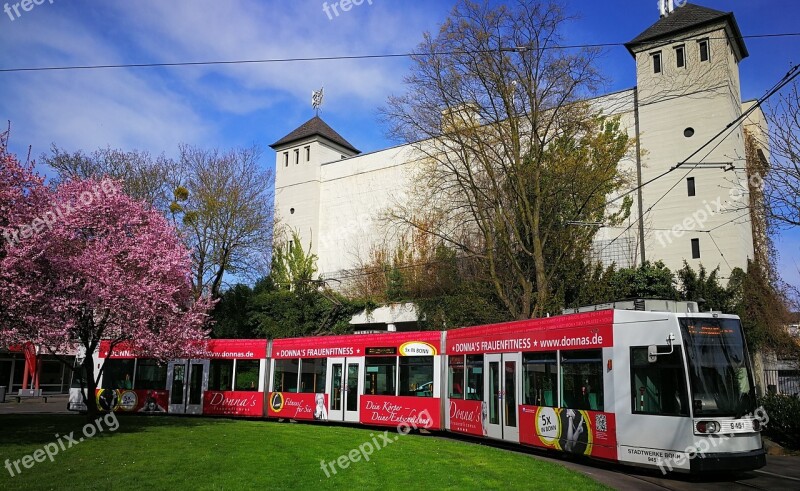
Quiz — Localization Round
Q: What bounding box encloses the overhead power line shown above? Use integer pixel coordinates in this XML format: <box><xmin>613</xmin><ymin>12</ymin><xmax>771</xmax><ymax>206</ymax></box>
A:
<box><xmin>596</xmin><ymin>64</ymin><xmax>800</xmax><ymax>257</ymax></box>
<box><xmin>0</xmin><ymin>32</ymin><xmax>798</xmax><ymax>73</ymax></box>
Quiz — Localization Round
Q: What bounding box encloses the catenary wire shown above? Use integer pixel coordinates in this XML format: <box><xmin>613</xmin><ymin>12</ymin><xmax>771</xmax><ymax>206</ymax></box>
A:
<box><xmin>0</xmin><ymin>33</ymin><xmax>798</xmax><ymax>73</ymax></box>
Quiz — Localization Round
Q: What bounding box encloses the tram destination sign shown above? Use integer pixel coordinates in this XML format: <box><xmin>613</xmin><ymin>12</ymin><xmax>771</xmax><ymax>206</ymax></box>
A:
<box><xmin>366</xmin><ymin>347</ymin><xmax>397</xmax><ymax>355</ymax></box>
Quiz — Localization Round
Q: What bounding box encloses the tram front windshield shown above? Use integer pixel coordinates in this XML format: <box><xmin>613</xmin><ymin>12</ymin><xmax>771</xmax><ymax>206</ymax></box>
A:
<box><xmin>680</xmin><ymin>317</ymin><xmax>756</xmax><ymax>417</ymax></box>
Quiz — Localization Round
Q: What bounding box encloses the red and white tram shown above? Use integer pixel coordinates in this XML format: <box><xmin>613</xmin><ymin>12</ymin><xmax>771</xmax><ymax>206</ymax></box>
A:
<box><xmin>268</xmin><ymin>331</ymin><xmax>440</xmax><ymax>429</ymax></box>
<box><xmin>69</xmin><ymin>303</ymin><xmax>766</xmax><ymax>473</ymax></box>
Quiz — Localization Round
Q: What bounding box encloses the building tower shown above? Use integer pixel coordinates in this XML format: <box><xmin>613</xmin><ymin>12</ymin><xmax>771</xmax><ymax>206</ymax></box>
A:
<box><xmin>625</xmin><ymin>2</ymin><xmax>755</xmax><ymax>276</ymax></box>
<box><xmin>270</xmin><ymin>116</ymin><xmax>360</xmax><ymax>254</ymax></box>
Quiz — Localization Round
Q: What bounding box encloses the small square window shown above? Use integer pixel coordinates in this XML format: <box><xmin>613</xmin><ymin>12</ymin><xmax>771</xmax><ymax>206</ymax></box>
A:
<box><xmin>687</xmin><ymin>177</ymin><xmax>695</xmax><ymax>197</ymax></box>
<box><xmin>675</xmin><ymin>45</ymin><xmax>685</xmax><ymax>68</ymax></box>
<box><xmin>699</xmin><ymin>40</ymin><xmax>709</xmax><ymax>62</ymax></box>
<box><xmin>691</xmin><ymin>238</ymin><xmax>700</xmax><ymax>259</ymax></box>
<box><xmin>652</xmin><ymin>52</ymin><xmax>662</xmax><ymax>74</ymax></box>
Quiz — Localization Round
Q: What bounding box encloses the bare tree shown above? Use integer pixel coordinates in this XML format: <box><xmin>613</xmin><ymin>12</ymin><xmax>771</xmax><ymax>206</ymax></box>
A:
<box><xmin>765</xmin><ymin>79</ymin><xmax>800</xmax><ymax>227</ymax></box>
<box><xmin>381</xmin><ymin>0</ymin><xmax>634</xmax><ymax>319</ymax></box>
<box><xmin>172</xmin><ymin>144</ymin><xmax>274</xmax><ymax>298</ymax></box>
<box><xmin>42</xmin><ymin>146</ymin><xmax>173</xmax><ymax>210</ymax></box>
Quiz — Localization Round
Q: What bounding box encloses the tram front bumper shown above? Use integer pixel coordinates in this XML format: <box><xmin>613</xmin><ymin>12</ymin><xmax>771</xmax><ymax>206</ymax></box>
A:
<box><xmin>689</xmin><ymin>447</ymin><xmax>767</xmax><ymax>473</ymax></box>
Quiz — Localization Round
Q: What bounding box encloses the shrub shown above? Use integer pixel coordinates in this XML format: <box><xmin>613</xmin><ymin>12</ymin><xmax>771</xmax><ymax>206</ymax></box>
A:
<box><xmin>759</xmin><ymin>393</ymin><xmax>800</xmax><ymax>449</ymax></box>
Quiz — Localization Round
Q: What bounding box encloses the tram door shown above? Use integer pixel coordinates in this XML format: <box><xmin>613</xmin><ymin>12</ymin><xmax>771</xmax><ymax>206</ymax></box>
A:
<box><xmin>167</xmin><ymin>359</ymin><xmax>209</xmax><ymax>415</ymax></box>
<box><xmin>327</xmin><ymin>357</ymin><xmax>363</xmax><ymax>423</ymax></box>
<box><xmin>485</xmin><ymin>353</ymin><xmax>521</xmax><ymax>442</ymax></box>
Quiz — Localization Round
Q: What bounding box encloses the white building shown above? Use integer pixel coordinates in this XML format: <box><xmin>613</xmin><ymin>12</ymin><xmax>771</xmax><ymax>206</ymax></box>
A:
<box><xmin>272</xmin><ymin>3</ymin><xmax>764</xmax><ymax>285</ymax></box>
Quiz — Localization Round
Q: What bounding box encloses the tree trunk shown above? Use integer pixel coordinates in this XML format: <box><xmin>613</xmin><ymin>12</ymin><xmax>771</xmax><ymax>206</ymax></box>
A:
<box><xmin>82</xmin><ymin>353</ymin><xmax>99</xmax><ymax>421</ymax></box>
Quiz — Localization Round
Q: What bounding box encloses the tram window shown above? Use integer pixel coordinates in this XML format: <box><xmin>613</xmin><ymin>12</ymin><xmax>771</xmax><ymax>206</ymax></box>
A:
<box><xmin>135</xmin><ymin>359</ymin><xmax>168</xmax><ymax>390</ymax></box>
<box><xmin>102</xmin><ymin>359</ymin><xmax>135</xmax><ymax>390</ymax></box>
<box><xmin>449</xmin><ymin>356</ymin><xmax>465</xmax><ymax>399</ymax></box>
<box><xmin>299</xmin><ymin>358</ymin><xmax>327</xmax><ymax>393</ymax></box>
<box><xmin>466</xmin><ymin>355</ymin><xmax>484</xmax><ymax>401</ymax></box>
<box><xmin>400</xmin><ymin>356</ymin><xmax>434</xmax><ymax>397</ymax></box>
<box><xmin>235</xmin><ymin>360</ymin><xmax>261</xmax><ymax>391</ymax></box>
<box><xmin>208</xmin><ymin>359</ymin><xmax>234</xmax><ymax>391</ymax></box>
<box><xmin>560</xmin><ymin>350</ymin><xmax>603</xmax><ymax>411</ymax></box>
<box><xmin>523</xmin><ymin>352</ymin><xmax>557</xmax><ymax>407</ymax></box>
<box><xmin>631</xmin><ymin>347</ymin><xmax>689</xmax><ymax>416</ymax></box>
<box><xmin>365</xmin><ymin>357</ymin><xmax>396</xmax><ymax>396</ymax></box>
<box><xmin>272</xmin><ymin>359</ymin><xmax>299</xmax><ymax>392</ymax></box>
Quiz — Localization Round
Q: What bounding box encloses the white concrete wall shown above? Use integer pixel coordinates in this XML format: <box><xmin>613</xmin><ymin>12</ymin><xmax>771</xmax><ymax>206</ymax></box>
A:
<box><xmin>317</xmin><ymin>144</ymin><xmax>425</xmax><ymax>277</ymax></box>
<box><xmin>273</xmin><ymin>18</ymin><xmax>758</xmax><ymax>283</ymax></box>
<box><xmin>274</xmin><ymin>137</ymin><xmax>358</xmax><ymax>255</ymax></box>
<box><xmin>632</xmin><ymin>22</ymin><xmax>754</xmax><ymax>277</ymax></box>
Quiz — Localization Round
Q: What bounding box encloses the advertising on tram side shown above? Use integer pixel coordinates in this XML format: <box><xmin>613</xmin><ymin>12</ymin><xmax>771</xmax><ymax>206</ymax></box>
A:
<box><xmin>268</xmin><ymin>392</ymin><xmax>329</xmax><ymax>420</ymax></box>
<box><xmin>201</xmin><ymin>340</ymin><xmax>267</xmax><ymax>417</ymax></box>
<box><xmin>96</xmin><ymin>388</ymin><xmax>170</xmax><ymax>413</ymax></box>
<box><xmin>360</xmin><ymin>395</ymin><xmax>440</xmax><ymax>429</ymax></box>
<box><xmin>98</xmin><ymin>339</ymin><xmax>268</xmax><ymax>417</ymax></box>
<box><xmin>204</xmin><ymin>391</ymin><xmax>264</xmax><ymax>417</ymax></box>
<box><xmin>97</xmin><ymin>340</ymin><xmax>171</xmax><ymax>413</ymax></box>
<box><xmin>99</xmin><ymin>339</ymin><xmax>268</xmax><ymax>360</ymax></box>
<box><xmin>519</xmin><ymin>406</ymin><xmax>618</xmax><ymax>460</ymax></box>
<box><xmin>449</xmin><ymin>399</ymin><xmax>486</xmax><ymax>436</ymax></box>
<box><xmin>269</xmin><ymin>331</ymin><xmax>442</xmax><ymax>425</ymax></box>
<box><xmin>270</xmin><ymin>331</ymin><xmax>441</xmax><ymax>359</ymax></box>
<box><xmin>445</xmin><ymin>310</ymin><xmax>614</xmax><ymax>354</ymax></box>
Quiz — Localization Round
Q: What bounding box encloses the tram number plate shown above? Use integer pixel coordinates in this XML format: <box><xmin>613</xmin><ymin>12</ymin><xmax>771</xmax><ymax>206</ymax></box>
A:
<box><xmin>729</xmin><ymin>421</ymin><xmax>746</xmax><ymax>430</ymax></box>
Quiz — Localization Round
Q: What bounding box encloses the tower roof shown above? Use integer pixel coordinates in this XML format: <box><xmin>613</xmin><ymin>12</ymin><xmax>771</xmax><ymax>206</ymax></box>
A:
<box><xmin>625</xmin><ymin>3</ymin><xmax>748</xmax><ymax>59</ymax></box>
<box><xmin>270</xmin><ymin>115</ymin><xmax>360</xmax><ymax>154</ymax></box>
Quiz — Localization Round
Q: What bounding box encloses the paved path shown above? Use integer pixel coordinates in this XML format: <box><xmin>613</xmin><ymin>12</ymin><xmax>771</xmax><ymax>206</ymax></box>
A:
<box><xmin>0</xmin><ymin>394</ymin><xmax>71</xmax><ymax>414</ymax></box>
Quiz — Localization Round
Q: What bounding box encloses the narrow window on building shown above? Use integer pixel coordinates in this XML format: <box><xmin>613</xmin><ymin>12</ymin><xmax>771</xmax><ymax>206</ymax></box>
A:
<box><xmin>691</xmin><ymin>238</ymin><xmax>700</xmax><ymax>259</ymax></box>
<box><xmin>652</xmin><ymin>52</ymin><xmax>662</xmax><ymax>74</ymax></box>
<box><xmin>675</xmin><ymin>45</ymin><xmax>685</xmax><ymax>68</ymax></box>
<box><xmin>687</xmin><ymin>177</ymin><xmax>696</xmax><ymax>197</ymax></box>
<box><xmin>699</xmin><ymin>39</ymin><xmax>709</xmax><ymax>62</ymax></box>
<box><xmin>305</xmin><ymin>146</ymin><xmax>311</xmax><ymax>162</ymax></box>
<box><xmin>283</xmin><ymin>152</ymin><xmax>289</xmax><ymax>167</ymax></box>
<box><xmin>294</xmin><ymin>149</ymin><xmax>299</xmax><ymax>165</ymax></box>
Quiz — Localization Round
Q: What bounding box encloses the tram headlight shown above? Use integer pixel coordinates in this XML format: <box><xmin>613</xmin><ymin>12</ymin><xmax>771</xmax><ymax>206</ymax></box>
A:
<box><xmin>752</xmin><ymin>418</ymin><xmax>762</xmax><ymax>431</ymax></box>
<box><xmin>696</xmin><ymin>421</ymin><xmax>720</xmax><ymax>434</ymax></box>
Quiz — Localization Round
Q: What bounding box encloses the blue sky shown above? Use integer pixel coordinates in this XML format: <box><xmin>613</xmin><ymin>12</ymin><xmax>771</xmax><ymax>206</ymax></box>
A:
<box><xmin>0</xmin><ymin>0</ymin><xmax>798</xmax><ymax>287</ymax></box>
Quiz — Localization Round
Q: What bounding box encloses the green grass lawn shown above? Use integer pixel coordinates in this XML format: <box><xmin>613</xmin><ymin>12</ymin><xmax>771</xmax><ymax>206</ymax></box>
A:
<box><xmin>0</xmin><ymin>414</ymin><xmax>608</xmax><ymax>490</ymax></box>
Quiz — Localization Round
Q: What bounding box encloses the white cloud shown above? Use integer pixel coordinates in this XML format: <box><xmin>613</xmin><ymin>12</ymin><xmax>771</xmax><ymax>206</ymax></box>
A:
<box><xmin>0</xmin><ymin>0</ymin><xmax>445</xmax><ymax>157</ymax></box>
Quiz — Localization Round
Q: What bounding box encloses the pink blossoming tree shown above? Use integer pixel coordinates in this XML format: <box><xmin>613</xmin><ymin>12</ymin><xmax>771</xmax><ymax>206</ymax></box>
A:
<box><xmin>0</xmin><ymin>132</ymin><xmax>45</xmax><ymax>345</ymax></box>
<box><xmin>1</xmin><ymin>143</ymin><xmax>213</xmax><ymax>417</ymax></box>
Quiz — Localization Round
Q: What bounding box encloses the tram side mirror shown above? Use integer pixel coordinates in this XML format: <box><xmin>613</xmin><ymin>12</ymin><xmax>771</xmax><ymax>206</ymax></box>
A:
<box><xmin>647</xmin><ymin>345</ymin><xmax>658</xmax><ymax>363</ymax></box>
